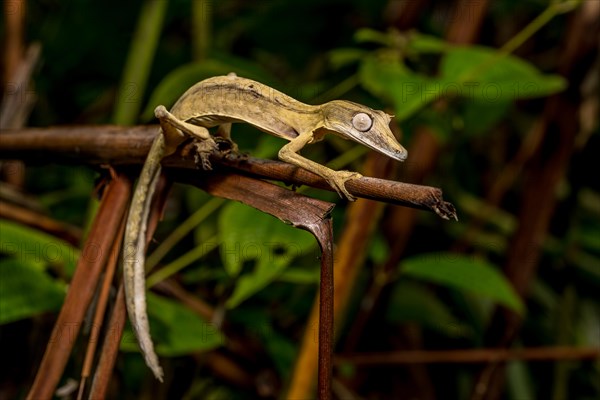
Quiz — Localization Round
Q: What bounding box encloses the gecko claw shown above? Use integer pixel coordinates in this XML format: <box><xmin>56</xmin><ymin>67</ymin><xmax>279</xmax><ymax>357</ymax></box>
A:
<box><xmin>214</xmin><ymin>136</ymin><xmax>239</xmax><ymax>154</ymax></box>
<box><xmin>193</xmin><ymin>138</ymin><xmax>218</xmax><ymax>170</ymax></box>
<box><xmin>327</xmin><ymin>170</ymin><xmax>362</xmax><ymax>201</ymax></box>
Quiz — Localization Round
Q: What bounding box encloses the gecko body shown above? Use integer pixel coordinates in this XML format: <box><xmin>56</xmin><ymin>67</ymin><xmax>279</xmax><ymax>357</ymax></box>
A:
<box><xmin>124</xmin><ymin>74</ymin><xmax>407</xmax><ymax>381</ymax></box>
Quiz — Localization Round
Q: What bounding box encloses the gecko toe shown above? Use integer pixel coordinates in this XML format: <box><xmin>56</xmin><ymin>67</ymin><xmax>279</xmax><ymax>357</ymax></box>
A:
<box><xmin>154</xmin><ymin>105</ymin><xmax>168</xmax><ymax>119</ymax></box>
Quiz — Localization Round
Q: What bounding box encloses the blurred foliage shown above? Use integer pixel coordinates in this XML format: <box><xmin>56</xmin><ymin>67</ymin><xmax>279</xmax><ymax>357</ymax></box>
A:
<box><xmin>1</xmin><ymin>0</ymin><xmax>599</xmax><ymax>399</ymax></box>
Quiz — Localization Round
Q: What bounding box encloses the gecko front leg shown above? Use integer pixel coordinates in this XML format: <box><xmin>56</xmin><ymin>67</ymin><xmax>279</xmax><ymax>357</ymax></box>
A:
<box><xmin>278</xmin><ymin>131</ymin><xmax>362</xmax><ymax>201</ymax></box>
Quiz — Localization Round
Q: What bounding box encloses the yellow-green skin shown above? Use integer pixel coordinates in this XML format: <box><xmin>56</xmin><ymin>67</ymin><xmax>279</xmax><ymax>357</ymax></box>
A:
<box><xmin>124</xmin><ymin>74</ymin><xmax>407</xmax><ymax>381</ymax></box>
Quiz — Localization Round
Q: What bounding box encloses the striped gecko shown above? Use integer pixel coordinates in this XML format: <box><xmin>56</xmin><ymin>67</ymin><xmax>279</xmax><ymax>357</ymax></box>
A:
<box><xmin>123</xmin><ymin>74</ymin><xmax>407</xmax><ymax>380</ymax></box>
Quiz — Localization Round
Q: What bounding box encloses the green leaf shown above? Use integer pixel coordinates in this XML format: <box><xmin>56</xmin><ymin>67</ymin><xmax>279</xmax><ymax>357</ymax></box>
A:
<box><xmin>368</xmin><ymin>233</ymin><xmax>390</xmax><ymax>265</ymax></box>
<box><xmin>276</xmin><ymin>267</ymin><xmax>319</xmax><ymax>284</ymax></box>
<box><xmin>461</xmin><ymin>99</ymin><xmax>512</xmax><ymax>137</ymax></box>
<box><xmin>328</xmin><ymin>48</ymin><xmax>367</xmax><ymax>70</ymax></box>
<box><xmin>141</xmin><ymin>57</ymin><xmax>275</xmax><ymax>121</ymax></box>
<box><xmin>354</xmin><ymin>28</ymin><xmax>394</xmax><ymax>46</ymax></box>
<box><xmin>440</xmin><ymin>46</ymin><xmax>567</xmax><ymax>100</ymax></box>
<box><xmin>261</xmin><ymin>327</ymin><xmax>297</xmax><ymax>376</ymax></box>
<box><xmin>0</xmin><ymin>258</ymin><xmax>65</xmax><ymax>324</ymax></box>
<box><xmin>218</xmin><ymin>202</ymin><xmax>316</xmax><ymax>308</ymax></box>
<box><xmin>0</xmin><ymin>219</ymin><xmax>79</xmax><ymax>275</ymax></box>
<box><xmin>359</xmin><ymin>55</ymin><xmax>441</xmax><ymax>121</ymax></box>
<box><xmin>407</xmin><ymin>32</ymin><xmax>449</xmax><ymax>54</ymax></box>
<box><xmin>577</xmin><ymin>221</ymin><xmax>600</xmax><ymax>253</ymax></box>
<box><xmin>228</xmin><ymin>309</ymin><xmax>296</xmax><ymax>376</ymax></box>
<box><xmin>121</xmin><ymin>293</ymin><xmax>223</xmax><ymax>356</ymax></box>
<box><xmin>386</xmin><ymin>281</ymin><xmax>470</xmax><ymax>338</ymax></box>
<box><xmin>402</xmin><ymin>253</ymin><xmax>525</xmax><ymax>314</ymax></box>
<box><xmin>506</xmin><ymin>360</ymin><xmax>535</xmax><ymax>400</ymax></box>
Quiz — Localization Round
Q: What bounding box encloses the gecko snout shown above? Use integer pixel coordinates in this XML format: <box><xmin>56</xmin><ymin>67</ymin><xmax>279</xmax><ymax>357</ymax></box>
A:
<box><xmin>395</xmin><ymin>148</ymin><xmax>408</xmax><ymax>161</ymax></box>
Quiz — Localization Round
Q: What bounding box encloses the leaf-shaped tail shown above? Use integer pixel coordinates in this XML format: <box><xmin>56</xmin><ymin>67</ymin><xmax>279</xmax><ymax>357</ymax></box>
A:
<box><xmin>123</xmin><ymin>132</ymin><xmax>166</xmax><ymax>382</ymax></box>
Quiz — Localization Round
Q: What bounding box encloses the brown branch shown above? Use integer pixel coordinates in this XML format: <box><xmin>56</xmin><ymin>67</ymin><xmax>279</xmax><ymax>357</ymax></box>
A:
<box><xmin>154</xmin><ymin>279</ymin><xmax>214</xmax><ymax>321</ymax></box>
<box><xmin>77</xmin><ymin>217</ymin><xmax>126</xmax><ymax>400</ymax></box>
<box><xmin>445</xmin><ymin>0</ymin><xmax>489</xmax><ymax>44</ymax></box>
<box><xmin>27</xmin><ymin>172</ymin><xmax>132</xmax><ymax>400</ymax></box>
<box><xmin>2</xmin><ymin>0</ymin><xmax>25</xmax><ymax>86</ymax></box>
<box><xmin>315</xmin><ymin>218</ymin><xmax>334</xmax><ymax>400</ymax></box>
<box><xmin>181</xmin><ymin>166</ymin><xmax>336</xmax><ymax>399</ymax></box>
<box><xmin>0</xmin><ymin>126</ymin><xmax>457</xmax><ymax>220</ymax></box>
<box><xmin>0</xmin><ymin>200</ymin><xmax>82</xmax><ymax>245</ymax></box>
<box><xmin>2</xmin><ymin>124</ymin><xmax>456</xmax><ymax>398</ymax></box>
<box><xmin>1</xmin><ymin>43</ymin><xmax>40</xmax><ymax>130</ymax></box>
<box><xmin>287</xmin><ymin>151</ymin><xmax>395</xmax><ymax>399</ymax></box>
<box><xmin>1</xmin><ymin>42</ymin><xmax>40</xmax><ymax>186</ymax></box>
<box><xmin>89</xmin><ymin>174</ymin><xmax>170</xmax><ymax>397</ymax></box>
<box><xmin>88</xmin><ymin>284</ymin><xmax>127</xmax><ymax>400</ymax></box>
<box><xmin>336</xmin><ymin>347</ymin><xmax>600</xmax><ymax>365</ymax></box>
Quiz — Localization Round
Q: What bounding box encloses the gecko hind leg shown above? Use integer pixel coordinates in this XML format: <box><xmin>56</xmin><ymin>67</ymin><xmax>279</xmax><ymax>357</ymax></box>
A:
<box><xmin>155</xmin><ymin>105</ymin><xmax>218</xmax><ymax>169</ymax></box>
<box><xmin>215</xmin><ymin>122</ymin><xmax>239</xmax><ymax>153</ymax></box>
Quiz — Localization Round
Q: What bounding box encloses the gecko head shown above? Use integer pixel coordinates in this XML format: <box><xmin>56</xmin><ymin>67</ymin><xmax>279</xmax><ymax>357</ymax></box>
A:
<box><xmin>320</xmin><ymin>100</ymin><xmax>408</xmax><ymax>162</ymax></box>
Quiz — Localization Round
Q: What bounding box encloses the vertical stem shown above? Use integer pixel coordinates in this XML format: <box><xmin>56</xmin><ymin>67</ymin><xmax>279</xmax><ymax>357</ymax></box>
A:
<box><xmin>3</xmin><ymin>0</ymin><xmax>25</xmax><ymax>86</ymax></box>
<box><xmin>88</xmin><ymin>285</ymin><xmax>128</xmax><ymax>400</ymax></box>
<box><xmin>192</xmin><ymin>0</ymin><xmax>212</xmax><ymax>61</ymax></box>
<box><xmin>77</xmin><ymin>219</ymin><xmax>127</xmax><ymax>400</ymax></box>
<box><xmin>113</xmin><ymin>0</ymin><xmax>168</xmax><ymax>125</ymax></box>
<box><xmin>551</xmin><ymin>285</ymin><xmax>576</xmax><ymax>400</ymax></box>
<box><xmin>318</xmin><ymin>217</ymin><xmax>334</xmax><ymax>400</ymax></box>
<box><xmin>27</xmin><ymin>174</ymin><xmax>132</xmax><ymax>400</ymax></box>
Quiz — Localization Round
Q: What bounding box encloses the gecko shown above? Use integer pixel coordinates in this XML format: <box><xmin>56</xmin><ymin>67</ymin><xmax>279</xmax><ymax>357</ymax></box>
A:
<box><xmin>123</xmin><ymin>74</ymin><xmax>408</xmax><ymax>381</ymax></box>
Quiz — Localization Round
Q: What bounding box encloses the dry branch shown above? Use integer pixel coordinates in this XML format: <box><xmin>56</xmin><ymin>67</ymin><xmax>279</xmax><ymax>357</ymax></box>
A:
<box><xmin>181</xmin><ymin>168</ymin><xmax>336</xmax><ymax>399</ymax></box>
<box><xmin>336</xmin><ymin>347</ymin><xmax>600</xmax><ymax>365</ymax></box>
<box><xmin>27</xmin><ymin>173</ymin><xmax>132</xmax><ymax>400</ymax></box>
<box><xmin>2</xmin><ymin>124</ymin><xmax>457</xmax><ymax>399</ymax></box>
<box><xmin>0</xmin><ymin>126</ymin><xmax>457</xmax><ymax>220</ymax></box>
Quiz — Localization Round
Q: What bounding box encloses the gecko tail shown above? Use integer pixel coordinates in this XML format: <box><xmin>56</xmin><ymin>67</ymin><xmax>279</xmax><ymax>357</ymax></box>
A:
<box><xmin>123</xmin><ymin>133</ymin><xmax>165</xmax><ymax>382</ymax></box>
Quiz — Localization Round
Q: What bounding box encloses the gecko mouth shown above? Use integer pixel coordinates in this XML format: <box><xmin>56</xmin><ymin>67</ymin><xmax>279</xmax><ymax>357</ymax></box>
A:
<box><xmin>380</xmin><ymin>146</ymin><xmax>408</xmax><ymax>162</ymax></box>
<box><xmin>394</xmin><ymin>148</ymin><xmax>408</xmax><ymax>161</ymax></box>
<box><xmin>356</xmin><ymin>136</ymin><xmax>408</xmax><ymax>162</ymax></box>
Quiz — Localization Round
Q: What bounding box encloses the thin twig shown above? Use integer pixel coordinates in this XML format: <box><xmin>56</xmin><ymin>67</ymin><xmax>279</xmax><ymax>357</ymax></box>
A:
<box><xmin>77</xmin><ymin>217</ymin><xmax>126</xmax><ymax>400</ymax></box>
<box><xmin>88</xmin><ymin>285</ymin><xmax>127</xmax><ymax>400</ymax></box>
<box><xmin>1</xmin><ymin>43</ymin><xmax>40</xmax><ymax>130</ymax></box>
<box><xmin>336</xmin><ymin>347</ymin><xmax>600</xmax><ymax>365</ymax></box>
<box><xmin>0</xmin><ymin>126</ymin><xmax>457</xmax><ymax>220</ymax></box>
<box><xmin>0</xmin><ymin>200</ymin><xmax>82</xmax><ymax>245</ymax></box>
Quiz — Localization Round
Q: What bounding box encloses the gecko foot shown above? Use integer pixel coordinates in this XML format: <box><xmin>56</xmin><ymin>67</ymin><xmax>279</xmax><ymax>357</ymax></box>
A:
<box><xmin>193</xmin><ymin>138</ymin><xmax>218</xmax><ymax>170</ymax></box>
<box><xmin>327</xmin><ymin>170</ymin><xmax>362</xmax><ymax>201</ymax></box>
<box><xmin>214</xmin><ymin>136</ymin><xmax>239</xmax><ymax>154</ymax></box>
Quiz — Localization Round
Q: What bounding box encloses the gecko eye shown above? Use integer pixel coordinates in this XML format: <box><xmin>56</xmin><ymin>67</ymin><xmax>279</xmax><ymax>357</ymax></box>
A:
<box><xmin>352</xmin><ymin>113</ymin><xmax>372</xmax><ymax>131</ymax></box>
